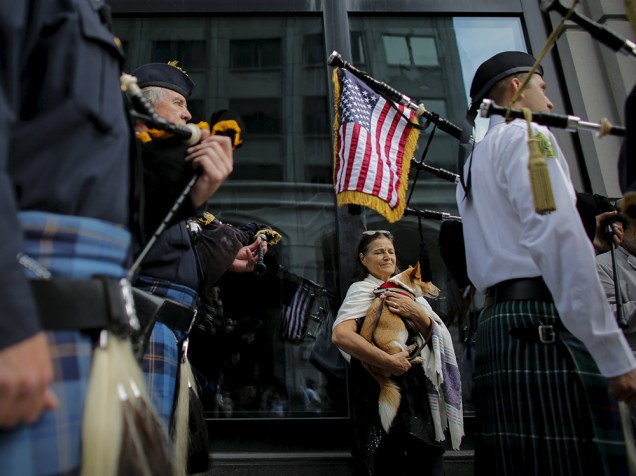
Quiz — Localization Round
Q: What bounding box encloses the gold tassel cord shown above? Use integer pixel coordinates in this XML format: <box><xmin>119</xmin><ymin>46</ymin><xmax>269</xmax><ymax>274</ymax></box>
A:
<box><xmin>523</xmin><ymin>108</ymin><xmax>556</xmax><ymax>214</ymax></box>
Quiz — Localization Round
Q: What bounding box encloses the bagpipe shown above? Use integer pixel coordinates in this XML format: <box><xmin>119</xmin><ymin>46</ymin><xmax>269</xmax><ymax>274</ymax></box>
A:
<box><xmin>479</xmin><ymin>98</ymin><xmax>626</xmax><ymax>137</ymax></box>
<box><xmin>122</xmin><ymin>74</ymin><xmax>275</xmax><ymax>281</ymax></box>
<box><xmin>541</xmin><ymin>0</ymin><xmax>636</xmax><ymax>60</ymax></box>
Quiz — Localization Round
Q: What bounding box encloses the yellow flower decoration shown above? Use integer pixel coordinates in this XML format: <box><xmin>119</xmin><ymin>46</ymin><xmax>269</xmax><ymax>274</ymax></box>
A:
<box><xmin>167</xmin><ymin>60</ymin><xmax>190</xmax><ymax>77</ymax></box>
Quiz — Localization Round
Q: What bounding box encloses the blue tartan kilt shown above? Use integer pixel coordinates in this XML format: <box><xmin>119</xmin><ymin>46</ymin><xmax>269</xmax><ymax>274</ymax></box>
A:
<box><xmin>142</xmin><ymin>322</ymin><xmax>179</xmax><ymax>429</ymax></box>
<box><xmin>473</xmin><ymin>300</ymin><xmax>628</xmax><ymax>476</ymax></box>
<box><xmin>0</xmin><ymin>331</ymin><xmax>93</xmax><ymax>476</ymax></box>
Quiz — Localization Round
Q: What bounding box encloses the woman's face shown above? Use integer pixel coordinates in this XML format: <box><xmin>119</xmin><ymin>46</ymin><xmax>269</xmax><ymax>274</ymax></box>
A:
<box><xmin>359</xmin><ymin>236</ymin><xmax>396</xmax><ymax>282</ymax></box>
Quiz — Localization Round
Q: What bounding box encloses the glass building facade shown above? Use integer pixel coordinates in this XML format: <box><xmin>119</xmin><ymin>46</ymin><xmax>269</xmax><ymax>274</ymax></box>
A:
<box><xmin>111</xmin><ymin>0</ymin><xmax>634</xmax><ymax>455</ymax></box>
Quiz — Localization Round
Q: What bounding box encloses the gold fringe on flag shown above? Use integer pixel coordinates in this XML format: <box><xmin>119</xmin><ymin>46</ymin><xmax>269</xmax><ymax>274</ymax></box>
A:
<box><xmin>523</xmin><ymin>108</ymin><xmax>556</xmax><ymax>214</ymax></box>
<box><xmin>335</xmin><ymin>120</ymin><xmax>419</xmax><ymax>223</ymax></box>
<box><xmin>332</xmin><ymin>68</ymin><xmax>343</xmax><ymax>187</ymax></box>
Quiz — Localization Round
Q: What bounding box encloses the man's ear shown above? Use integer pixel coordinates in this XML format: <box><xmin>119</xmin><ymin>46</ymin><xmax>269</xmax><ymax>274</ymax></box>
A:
<box><xmin>510</xmin><ymin>77</ymin><xmax>523</xmax><ymax>102</ymax></box>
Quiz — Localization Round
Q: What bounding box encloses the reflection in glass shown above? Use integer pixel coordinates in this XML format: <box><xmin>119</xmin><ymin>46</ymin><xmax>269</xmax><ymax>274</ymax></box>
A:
<box><xmin>114</xmin><ymin>15</ymin><xmax>343</xmax><ymax>421</ymax></box>
<box><xmin>453</xmin><ymin>17</ymin><xmax>526</xmax><ymax>141</ymax></box>
<box><xmin>114</xmin><ymin>13</ymin><xmax>526</xmax><ymax>423</ymax></box>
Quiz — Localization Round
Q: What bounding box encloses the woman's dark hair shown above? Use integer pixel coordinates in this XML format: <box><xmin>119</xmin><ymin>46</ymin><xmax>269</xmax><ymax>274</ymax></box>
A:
<box><xmin>351</xmin><ymin>231</ymin><xmax>395</xmax><ymax>282</ymax></box>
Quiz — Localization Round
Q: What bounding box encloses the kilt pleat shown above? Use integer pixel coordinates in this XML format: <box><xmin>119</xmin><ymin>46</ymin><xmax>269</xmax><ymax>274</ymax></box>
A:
<box><xmin>142</xmin><ymin>322</ymin><xmax>179</xmax><ymax>428</ymax></box>
<box><xmin>473</xmin><ymin>300</ymin><xmax>627</xmax><ymax>476</ymax></box>
<box><xmin>0</xmin><ymin>331</ymin><xmax>93</xmax><ymax>476</ymax></box>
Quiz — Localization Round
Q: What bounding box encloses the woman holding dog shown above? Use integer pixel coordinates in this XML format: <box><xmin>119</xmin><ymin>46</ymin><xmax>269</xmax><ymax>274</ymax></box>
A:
<box><xmin>332</xmin><ymin>230</ymin><xmax>462</xmax><ymax>476</ymax></box>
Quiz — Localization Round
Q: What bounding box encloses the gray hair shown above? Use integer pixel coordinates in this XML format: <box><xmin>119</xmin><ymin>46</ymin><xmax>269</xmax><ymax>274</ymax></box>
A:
<box><xmin>141</xmin><ymin>86</ymin><xmax>166</xmax><ymax>107</ymax></box>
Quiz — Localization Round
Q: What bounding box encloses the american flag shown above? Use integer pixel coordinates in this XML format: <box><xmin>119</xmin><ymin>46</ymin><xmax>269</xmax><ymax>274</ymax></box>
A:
<box><xmin>332</xmin><ymin>68</ymin><xmax>420</xmax><ymax>223</ymax></box>
<box><xmin>280</xmin><ymin>278</ymin><xmax>316</xmax><ymax>343</ymax></box>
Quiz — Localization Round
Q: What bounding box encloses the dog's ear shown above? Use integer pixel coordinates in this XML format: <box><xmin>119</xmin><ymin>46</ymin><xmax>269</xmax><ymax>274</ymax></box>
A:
<box><xmin>412</xmin><ymin>262</ymin><xmax>421</xmax><ymax>280</ymax></box>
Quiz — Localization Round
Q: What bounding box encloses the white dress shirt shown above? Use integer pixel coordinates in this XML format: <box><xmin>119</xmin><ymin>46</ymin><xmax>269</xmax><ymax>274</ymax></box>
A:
<box><xmin>456</xmin><ymin>115</ymin><xmax>635</xmax><ymax>377</ymax></box>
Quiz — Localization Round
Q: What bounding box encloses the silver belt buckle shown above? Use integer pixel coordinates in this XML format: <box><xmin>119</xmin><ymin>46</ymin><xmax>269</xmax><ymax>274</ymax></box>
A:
<box><xmin>119</xmin><ymin>278</ymin><xmax>140</xmax><ymax>332</ymax></box>
<box><xmin>538</xmin><ymin>325</ymin><xmax>555</xmax><ymax>344</ymax></box>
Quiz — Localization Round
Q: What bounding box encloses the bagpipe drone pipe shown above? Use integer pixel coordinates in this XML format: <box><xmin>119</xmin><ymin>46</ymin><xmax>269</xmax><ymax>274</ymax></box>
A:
<box><xmin>541</xmin><ymin>0</ymin><xmax>636</xmax><ymax>59</ymax></box>
<box><xmin>539</xmin><ymin>1</ymin><xmax>636</xmax><ymax>223</ymax></box>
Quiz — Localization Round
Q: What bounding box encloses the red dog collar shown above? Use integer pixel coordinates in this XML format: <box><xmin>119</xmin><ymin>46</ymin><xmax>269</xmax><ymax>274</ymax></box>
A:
<box><xmin>377</xmin><ymin>281</ymin><xmax>414</xmax><ymax>299</ymax></box>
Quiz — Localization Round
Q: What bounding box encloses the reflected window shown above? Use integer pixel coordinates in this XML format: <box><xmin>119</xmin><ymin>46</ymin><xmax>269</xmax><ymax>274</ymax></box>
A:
<box><xmin>113</xmin><ymin>13</ymin><xmax>527</xmax><ymax>425</ymax></box>
<box><xmin>303</xmin><ymin>33</ymin><xmax>325</xmax><ymax>65</ymax></box>
<box><xmin>230</xmin><ymin>97</ymin><xmax>282</xmax><ymax>135</ymax></box>
<box><xmin>383</xmin><ymin>35</ymin><xmax>439</xmax><ymax>67</ymax></box>
<box><xmin>114</xmin><ymin>15</ymin><xmax>340</xmax><ymax>423</ymax></box>
<box><xmin>350</xmin><ymin>31</ymin><xmax>366</xmax><ymax>65</ymax></box>
<box><xmin>230</xmin><ymin>38</ymin><xmax>282</xmax><ymax>70</ymax></box>
<box><xmin>453</xmin><ymin>17</ymin><xmax>526</xmax><ymax>141</ymax></box>
<box><xmin>303</xmin><ymin>96</ymin><xmax>329</xmax><ymax>136</ymax></box>
<box><xmin>152</xmin><ymin>40</ymin><xmax>207</xmax><ymax>69</ymax></box>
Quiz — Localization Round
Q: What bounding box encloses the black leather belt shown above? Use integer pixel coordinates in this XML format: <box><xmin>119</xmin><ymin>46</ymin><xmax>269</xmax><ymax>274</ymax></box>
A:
<box><xmin>131</xmin><ymin>289</ymin><xmax>197</xmax><ymax>361</ymax></box>
<box><xmin>509</xmin><ymin>324</ymin><xmax>560</xmax><ymax>344</ymax></box>
<box><xmin>490</xmin><ymin>277</ymin><xmax>553</xmax><ymax>304</ymax></box>
<box><xmin>132</xmin><ymin>289</ymin><xmax>197</xmax><ymax>334</ymax></box>
<box><xmin>31</xmin><ymin>277</ymin><xmax>136</xmax><ymax>331</ymax></box>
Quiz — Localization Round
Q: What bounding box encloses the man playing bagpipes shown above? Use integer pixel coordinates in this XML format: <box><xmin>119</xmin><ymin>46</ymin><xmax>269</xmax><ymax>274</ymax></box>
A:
<box><xmin>130</xmin><ymin>61</ymin><xmax>280</xmax><ymax>475</ymax></box>
<box><xmin>457</xmin><ymin>50</ymin><xmax>636</xmax><ymax>476</ymax></box>
<box><xmin>0</xmin><ymin>2</ymin><xmax>229</xmax><ymax>476</ymax></box>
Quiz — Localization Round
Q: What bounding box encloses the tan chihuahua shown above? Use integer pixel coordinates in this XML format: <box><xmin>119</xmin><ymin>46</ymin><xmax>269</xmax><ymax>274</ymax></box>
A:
<box><xmin>359</xmin><ymin>263</ymin><xmax>439</xmax><ymax>433</ymax></box>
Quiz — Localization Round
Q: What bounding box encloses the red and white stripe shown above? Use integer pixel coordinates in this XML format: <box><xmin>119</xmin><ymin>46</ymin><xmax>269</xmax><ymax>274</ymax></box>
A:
<box><xmin>335</xmin><ymin>99</ymin><xmax>414</xmax><ymax>209</ymax></box>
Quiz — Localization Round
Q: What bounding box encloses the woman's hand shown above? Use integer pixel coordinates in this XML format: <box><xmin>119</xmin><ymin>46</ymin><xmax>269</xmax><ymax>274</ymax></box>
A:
<box><xmin>382</xmin><ymin>291</ymin><xmax>432</xmax><ymax>337</ymax></box>
<box><xmin>333</xmin><ymin>319</ymin><xmax>412</xmax><ymax>375</ymax></box>
<box><xmin>382</xmin><ymin>350</ymin><xmax>411</xmax><ymax>376</ymax></box>
<box><xmin>383</xmin><ymin>291</ymin><xmax>421</xmax><ymax>320</ymax></box>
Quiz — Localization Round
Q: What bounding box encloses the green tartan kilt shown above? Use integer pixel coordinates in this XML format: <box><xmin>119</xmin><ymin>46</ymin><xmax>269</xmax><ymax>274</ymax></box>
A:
<box><xmin>473</xmin><ymin>299</ymin><xmax>628</xmax><ymax>476</ymax></box>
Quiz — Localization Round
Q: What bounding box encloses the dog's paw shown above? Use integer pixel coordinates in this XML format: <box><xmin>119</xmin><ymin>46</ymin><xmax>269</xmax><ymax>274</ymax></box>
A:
<box><xmin>405</xmin><ymin>343</ymin><xmax>419</xmax><ymax>353</ymax></box>
<box><xmin>408</xmin><ymin>356</ymin><xmax>423</xmax><ymax>364</ymax></box>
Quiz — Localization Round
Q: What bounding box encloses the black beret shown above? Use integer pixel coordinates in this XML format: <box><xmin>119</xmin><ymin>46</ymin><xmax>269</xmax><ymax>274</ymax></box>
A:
<box><xmin>131</xmin><ymin>62</ymin><xmax>195</xmax><ymax>99</ymax></box>
<box><xmin>470</xmin><ymin>51</ymin><xmax>543</xmax><ymax>108</ymax></box>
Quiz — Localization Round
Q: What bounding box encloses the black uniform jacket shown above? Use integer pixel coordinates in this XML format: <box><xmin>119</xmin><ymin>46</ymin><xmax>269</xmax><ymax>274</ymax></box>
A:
<box><xmin>1</xmin><ymin>0</ymin><xmax>130</xmax><ymax>350</ymax></box>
